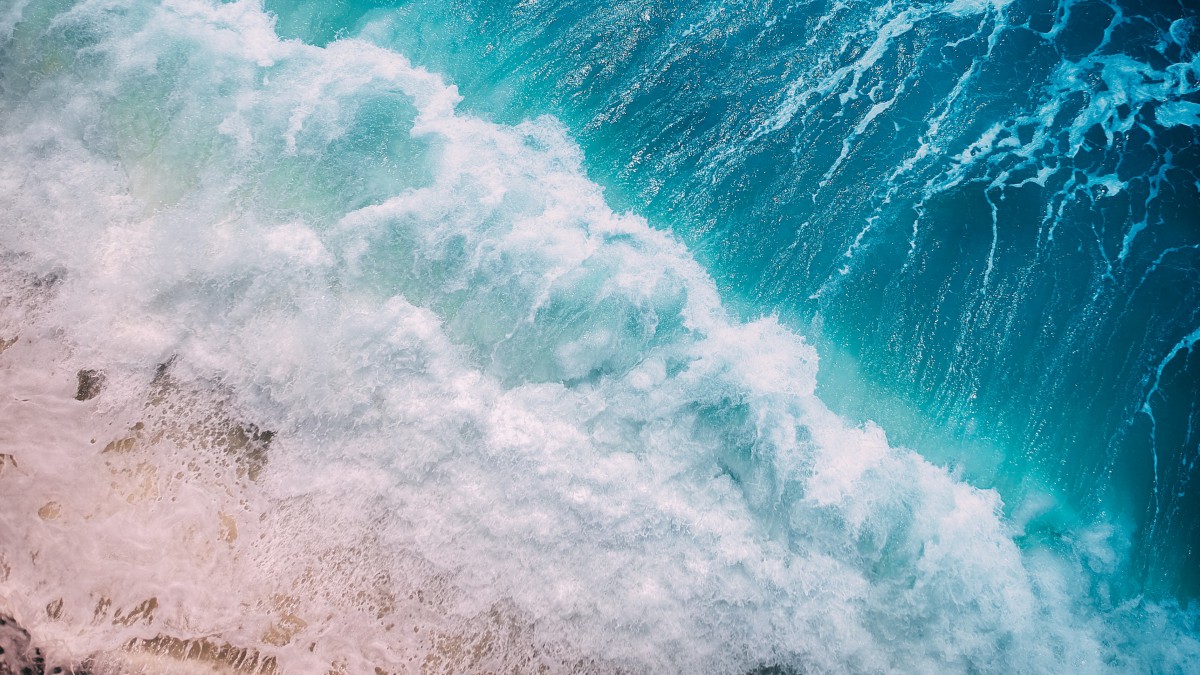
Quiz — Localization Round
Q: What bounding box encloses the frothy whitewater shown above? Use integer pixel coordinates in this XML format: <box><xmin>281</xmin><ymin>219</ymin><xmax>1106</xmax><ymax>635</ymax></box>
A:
<box><xmin>0</xmin><ymin>1</ymin><xmax>1196</xmax><ymax>673</ymax></box>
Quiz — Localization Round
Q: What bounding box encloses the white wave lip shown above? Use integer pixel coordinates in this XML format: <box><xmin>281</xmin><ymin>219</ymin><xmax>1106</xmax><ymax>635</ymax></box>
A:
<box><xmin>0</xmin><ymin>1</ymin><xmax>1196</xmax><ymax>673</ymax></box>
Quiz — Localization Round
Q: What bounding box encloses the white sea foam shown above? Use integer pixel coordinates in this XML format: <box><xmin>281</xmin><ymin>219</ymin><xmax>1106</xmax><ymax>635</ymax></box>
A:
<box><xmin>0</xmin><ymin>1</ymin><xmax>1197</xmax><ymax>673</ymax></box>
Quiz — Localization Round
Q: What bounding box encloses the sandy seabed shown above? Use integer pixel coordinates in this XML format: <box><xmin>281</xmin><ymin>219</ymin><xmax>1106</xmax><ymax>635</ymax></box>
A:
<box><xmin>0</xmin><ymin>269</ymin><xmax>615</xmax><ymax>675</ymax></box>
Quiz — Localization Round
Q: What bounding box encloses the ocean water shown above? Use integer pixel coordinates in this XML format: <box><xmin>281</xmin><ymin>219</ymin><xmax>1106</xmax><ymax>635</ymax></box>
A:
<box><xmin>0</xmin><ymin>0</ymin><xmax>1197</xmax><ymax>673</ymax></box>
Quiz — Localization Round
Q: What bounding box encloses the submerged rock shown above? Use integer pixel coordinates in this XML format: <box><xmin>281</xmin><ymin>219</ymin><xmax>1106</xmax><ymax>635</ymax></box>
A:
<box><xmin>0</xmin><ymin>612</ymin><xmax>85</xmax><ymax>675</ymax></box>
<box><xmin>74</xmin><ymin>370</ymin><xmax>104</xmax><ymax>402</ymax></box>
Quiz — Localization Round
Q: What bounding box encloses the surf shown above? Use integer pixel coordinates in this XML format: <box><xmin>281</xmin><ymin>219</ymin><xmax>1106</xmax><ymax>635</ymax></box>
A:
<box><xmin>0</xmin><ymin>0</ymin><xmax>1197</xmax><ymax>672</ymax></box>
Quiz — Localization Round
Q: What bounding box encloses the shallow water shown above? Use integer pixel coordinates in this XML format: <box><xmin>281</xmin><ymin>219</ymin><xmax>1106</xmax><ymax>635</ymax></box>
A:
<box><xmin>0</xmin><ymin>0</ymin><xmax>1197</xmax><ymax>672</ymax></box>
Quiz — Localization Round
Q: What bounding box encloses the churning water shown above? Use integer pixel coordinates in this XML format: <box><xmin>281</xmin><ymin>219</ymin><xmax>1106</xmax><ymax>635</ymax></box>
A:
<box><xmin>0</xmin><ymin>0</ymin><xmax>1197</xmax><ymax>672</ymax></box>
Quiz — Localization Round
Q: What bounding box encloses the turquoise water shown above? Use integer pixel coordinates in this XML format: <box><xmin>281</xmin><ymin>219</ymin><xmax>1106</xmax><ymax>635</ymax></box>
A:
<box><xmin>263</xmin><ymin>0</ymin><xmax>1200</xmax><ymax>597</ymax></box>
<box><xmin>1</xmin><ymin>0</ymin><xmax>1198</xmax><ymax>671</ymax></box>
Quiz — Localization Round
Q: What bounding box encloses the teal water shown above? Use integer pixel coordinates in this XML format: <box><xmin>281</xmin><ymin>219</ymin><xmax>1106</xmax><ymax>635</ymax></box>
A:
<box><xmin>264</xmin><ymin>0</ymin><xmax>1200</xmax><ymax>598</ymax></box>
<box><xmin>1</xmin><ymin>0</ymin><xmax>1199</xmax><ymax>672</ymax></box>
